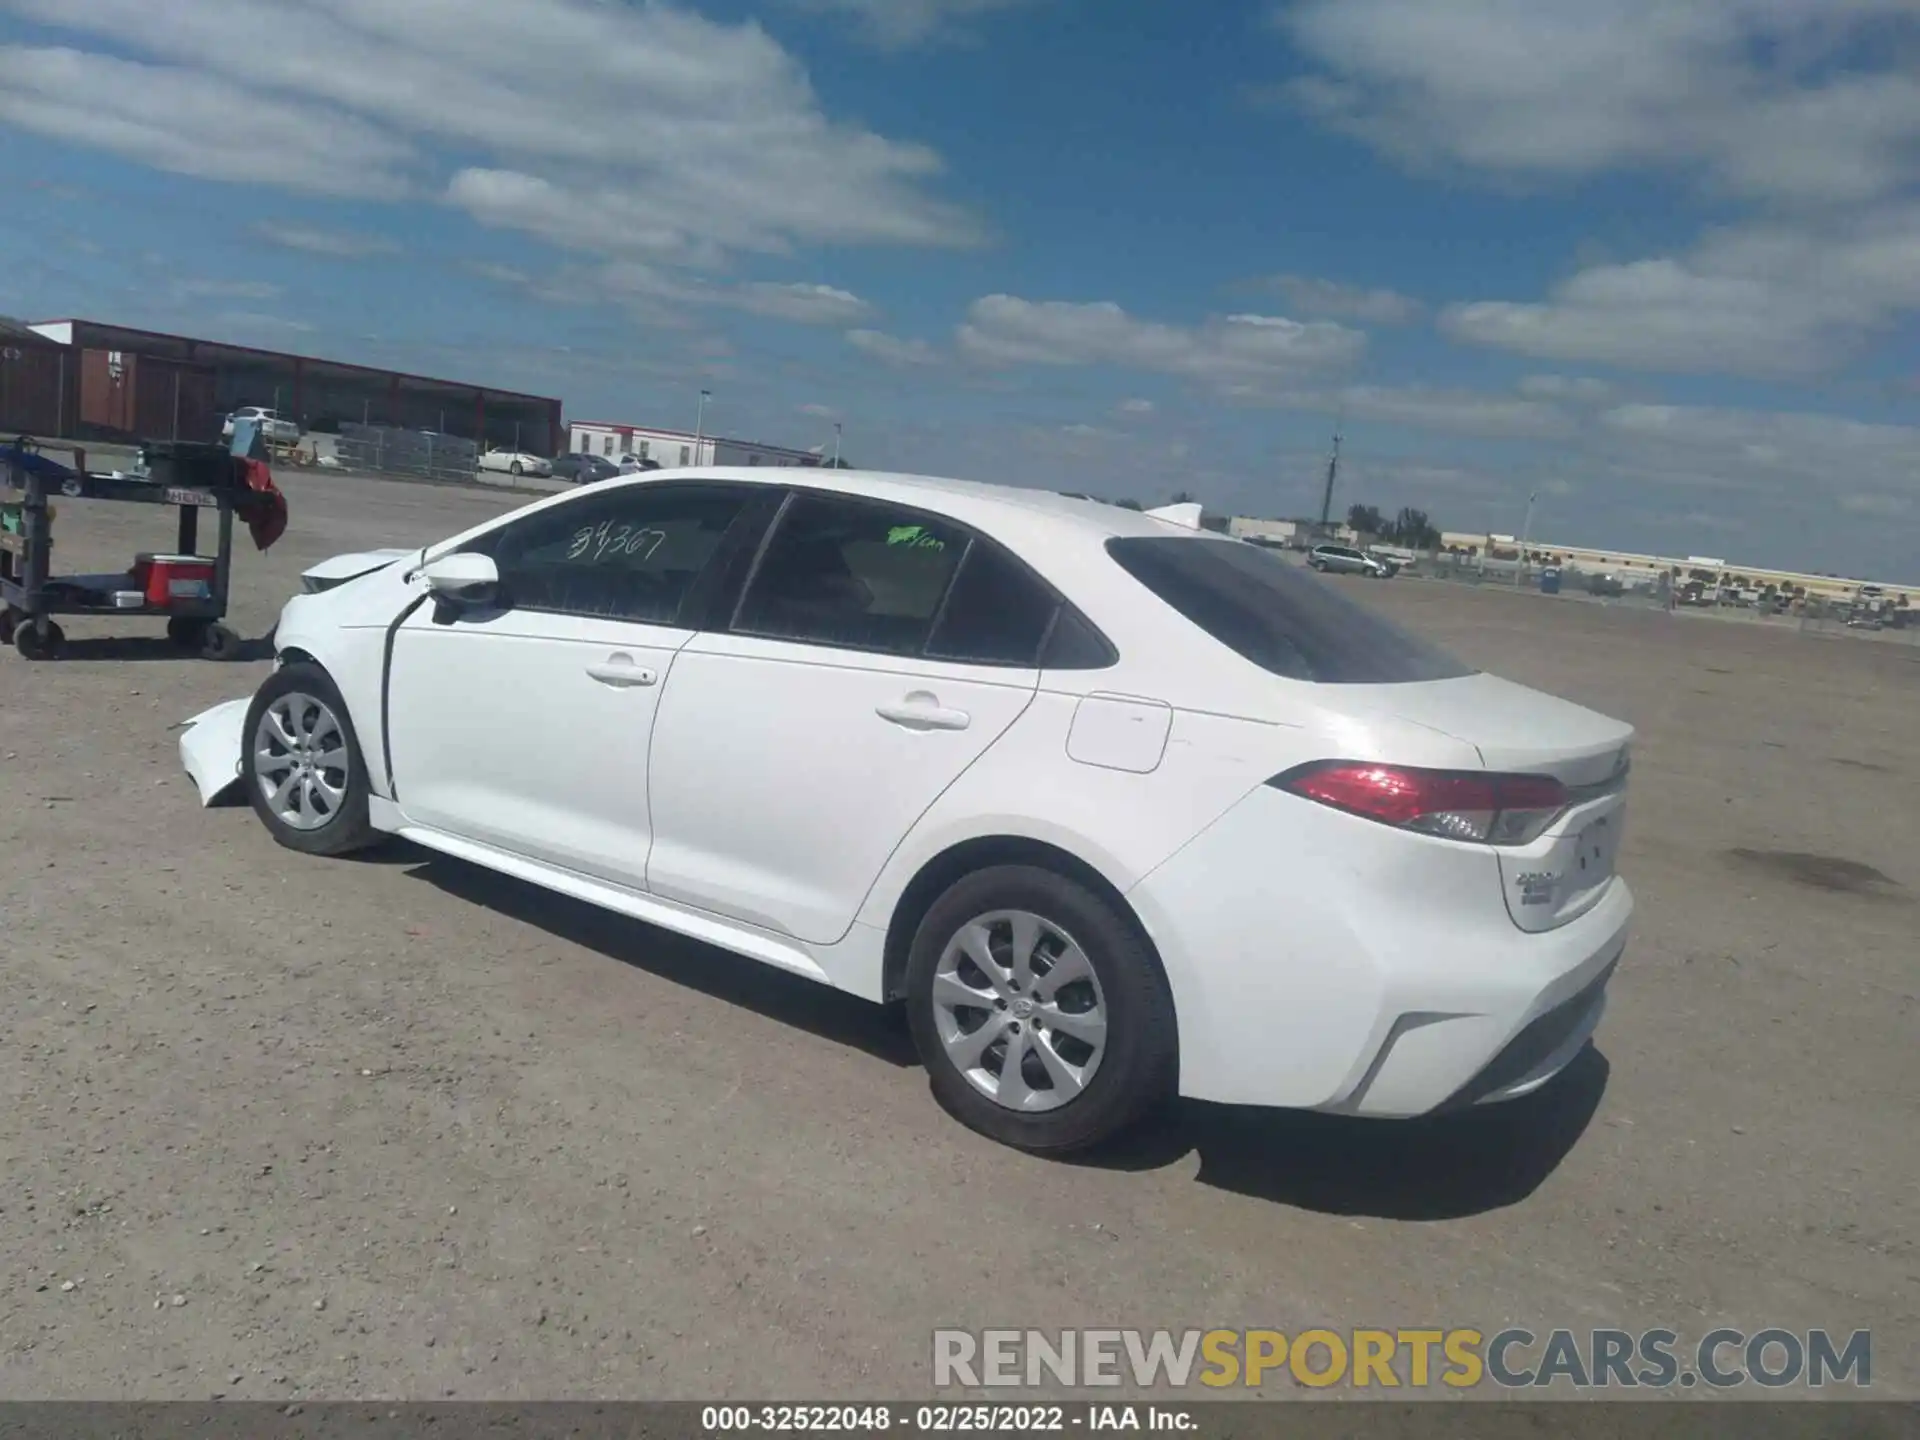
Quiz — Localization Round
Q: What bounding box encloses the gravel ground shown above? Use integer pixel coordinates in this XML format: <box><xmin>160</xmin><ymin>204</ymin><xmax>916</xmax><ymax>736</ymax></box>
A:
<box><xmin>1</xmin><ymin>471</ymin><xmax>1914</xmax><ymax>1401</ymax></box>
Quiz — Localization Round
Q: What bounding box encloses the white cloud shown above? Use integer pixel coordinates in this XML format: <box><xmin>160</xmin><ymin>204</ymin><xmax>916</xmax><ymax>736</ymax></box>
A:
<box><xmin>1268</xmin><ymin>383</ymin><xmax>1574</xmax><ymax>439</ymax></box>
<box><xmin>1589</xmin><ymin>401</ymin><xmax>1920</xmax><ymax>529</ymax></box>
<box><xmin>1600</xmin><ymin>403</ymin><xmax>1920</xmax><ymax>484</ymax></box>
<box><xmin>789</xmin><ymin>0</ymin><xmax>1042</xmax><ymax>48</ymax></box>
<box><xmin>798</xmin><ymin>402</ymin><xmax>839</xmax><ymax>418</ymax></box>
<box><xmin>471</xmin><ymin>256</ymin><xmax>873</xmax><ymax>329</ymax></box>
<box><xmin>1443</xmin><ymin>260</ymin><xmax>1803</xmax><ymax>374</ymax></box>
<box><xmin>1440</xmin><ymin>206</ymin><xmax>1920</xmax><ymax>376</ymax></box>
<box><xmin>1276</xmin><ymin>3</ymin><xmax>1920</xmax><ymax>383</ymax></box>
<box><xmin>1840</xmin><ymin>493</ymin><xmax>1912</xmax><ymax>518</ymax></box>
<box><xmin>1276</xmin><ymin>0</ymin><xmax>1920</xmax><ymax>207</ymax></box>
<box><xmin>957</xmin><ymin>295</ymin><xmax>1366</xmax><ymax>388</ymax></box>
<box><xmin>4</xmin><ymin>0</ymin><xmax>982</xmax><ymax>268</ymax></box>
<box><xmin>210</xmin><ymin>311</ymin><xmax>314</xmax><ymax>335</ymax></box>
<box><xmin>730</xmin><ymin>282</ymin><xmax>874</xmax><ymax>326</ymax></box>
<box><xmin>846</xmin><ymin>329</ymin><xmax>941</xmax><ymax>366</ymax></box>
<box><xmin>252</xmin><ymin>221</ymin><xmax>402</xmax><ymax>258</ymax></box>
<box><xmin>0</xmin><ymin>45</ymin><xmax>414</xmax><ymax>198</ymax></box>
<box><xmin>462</xmin><ymin>260</ymin><xmax>534</xmax><ymax>287</ymax></box>
<box><xmin>1117</xmin><ymin>398</ymin><xmax>1156</xmax><ymax>416</ymax></box>
<box><xmin>1519</xmin><ymin>374</ymin><xmax>1616</xmax><ymax>404</ymax></box>
<box><xmin>1262</xmin><ymin>274</ymin><xmax>1424</xmax><ymax>324</ymax></box>
<box><xmin>173</xmin><ymin>278</ymin><xmax>281</xmax><ymax>301</ymax></box>
<box><xmin>1342</xmin><ymin>385</ymin><xmax>1572</xmax><ymax>438</ymax></box>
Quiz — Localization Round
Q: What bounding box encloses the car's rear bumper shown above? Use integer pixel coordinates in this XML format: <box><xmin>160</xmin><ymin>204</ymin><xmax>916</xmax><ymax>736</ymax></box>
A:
<box><xmin>1127</xmin><ymin>785</ymin><xmax>1631</xmax><ymax>1115</ymax></box>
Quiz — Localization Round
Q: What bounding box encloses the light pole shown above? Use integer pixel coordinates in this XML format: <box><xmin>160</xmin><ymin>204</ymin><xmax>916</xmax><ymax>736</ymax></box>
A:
<box><xmin>694</xmin><ymin>389</ymin><xmax>710</xmax><ymax>464</ymax></box>
<box><xmin>1317</xmin><ymin>411</ymin><xmax>1344</xmax><ymax>535</ymax></box>
<box><xmin>831</xmin><ymin>421</ymin><xmax>842</xmax><ymax>468</ymax></box>
<box><xmin>1515</xmin><ymin>490</ymin><xmax>1538</xmax><ymax>588</ymax></box>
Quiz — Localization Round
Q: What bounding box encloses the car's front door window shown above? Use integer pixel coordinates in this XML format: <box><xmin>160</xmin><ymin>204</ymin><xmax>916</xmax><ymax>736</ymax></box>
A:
<box><xmin>473</xmin><ymin>483</ymin><xmax>752</xmax><ymax>625</ymax></box>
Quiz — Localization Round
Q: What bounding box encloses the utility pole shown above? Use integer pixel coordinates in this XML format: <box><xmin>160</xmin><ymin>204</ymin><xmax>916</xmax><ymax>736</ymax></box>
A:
<box><xmin>1515</xmin><ymin>490</ymin><xmax>1537</xmax><ymax>587</ymax></box>
<box><xmin>1317</xmin><ymin>414</ymin><xmax>1344</xmax><ymax>533</ymax></box>
<box><xmin>831</xmin><ymin>421</ymin><xmax>842</xmax><ymax>468</ymax></box>
<box><xmin>694</xmin><ymin>389</ymin><xmax>710</xmax><ymax>463</ymax></box>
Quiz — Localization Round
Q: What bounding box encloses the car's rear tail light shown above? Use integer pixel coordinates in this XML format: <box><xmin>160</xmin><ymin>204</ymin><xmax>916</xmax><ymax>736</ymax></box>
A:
<box><xmin>1269</xmin><ymin>761</ymin><xmax>1568</xmax><ymax>846</ymax></box>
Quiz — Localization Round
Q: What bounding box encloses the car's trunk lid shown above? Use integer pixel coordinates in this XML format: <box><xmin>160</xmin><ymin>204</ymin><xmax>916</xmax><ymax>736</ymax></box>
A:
<box><xmin>1328</xmin><ymin>673</ymin><xmax>1633</xmax><ymax>932</ymax></box>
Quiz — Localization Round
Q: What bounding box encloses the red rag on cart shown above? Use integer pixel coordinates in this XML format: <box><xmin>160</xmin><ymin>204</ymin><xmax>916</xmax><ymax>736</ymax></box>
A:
<box><xmin>233</xmin><ymin>456</ymin><xmax>288</xmax><ymax>551</ymax></box>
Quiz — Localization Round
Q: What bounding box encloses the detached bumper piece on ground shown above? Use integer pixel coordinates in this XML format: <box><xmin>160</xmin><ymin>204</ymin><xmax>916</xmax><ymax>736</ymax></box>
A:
<box><xmin>0</xmin><ymin>435</ymin><xmax>286</xmax><ymax>661</ymax></box>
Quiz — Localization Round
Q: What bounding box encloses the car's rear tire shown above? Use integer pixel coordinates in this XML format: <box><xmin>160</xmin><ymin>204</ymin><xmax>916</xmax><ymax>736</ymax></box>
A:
<box><xmin>905</xmin><ymin>864</ymin><xmax>1177</xmax><ymax>1155</ymax></box>
<box><xmin>509</xmin><ymin>461</ymin><xmax>524</xmax><ymax>477</ymax></box>
<box><xmin>241</xmin><ymin>662</ymin><xmax>377</xmax><ymax>857</ymax></box>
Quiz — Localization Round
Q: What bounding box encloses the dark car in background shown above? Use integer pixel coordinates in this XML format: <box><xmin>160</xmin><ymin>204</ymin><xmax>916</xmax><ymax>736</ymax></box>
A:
<box><xmin>550</xmin><ymin>453</ymin><xmax>622</xmax><ymax>485</ymax></box>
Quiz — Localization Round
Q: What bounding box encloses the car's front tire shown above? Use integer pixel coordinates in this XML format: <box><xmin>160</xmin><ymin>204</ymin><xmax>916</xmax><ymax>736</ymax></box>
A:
<box><xmin>509</xmin><ymin>461</ymin><xmax>524</xmax><ymax>477</ymax></box>
<box><xmin>905</xmin><ymin>865</ymin><xmax>1177</xmax><ymax>1154</ymax></box>
<box><xmin>241</xmin><ymin>663</ymin><xmax>377</xmax><ymax>857</ymax></box>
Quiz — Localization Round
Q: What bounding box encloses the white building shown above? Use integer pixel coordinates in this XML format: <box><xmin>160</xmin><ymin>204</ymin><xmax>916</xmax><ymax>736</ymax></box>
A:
<box><xmin>568</xmin><ymin>420</ymin><xmax>823</xmax><ymax>470</ymax></box>
<box><xmin>1226</xmin><ymin>517</ymin><xmax>1304</xmax><ymax>546</ymax></box>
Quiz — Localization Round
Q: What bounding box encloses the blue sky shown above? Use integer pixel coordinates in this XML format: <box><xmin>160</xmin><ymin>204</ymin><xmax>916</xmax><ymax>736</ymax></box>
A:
<box><xmin>1</xmin><ymin>0</ymin><xmax>1916</xmax><ymax>578</ymax></box>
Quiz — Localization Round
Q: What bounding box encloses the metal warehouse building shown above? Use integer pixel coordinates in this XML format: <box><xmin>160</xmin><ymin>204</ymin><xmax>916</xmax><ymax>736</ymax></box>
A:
<box><xmin>569</xmin><ymin>419</ymin><xmax>830</xmax><ymax>470</ymax></box>
<box><xmin>0</xmin><ymin>317</ymin><xmax>562</xmax><ymax>455</ymax></box>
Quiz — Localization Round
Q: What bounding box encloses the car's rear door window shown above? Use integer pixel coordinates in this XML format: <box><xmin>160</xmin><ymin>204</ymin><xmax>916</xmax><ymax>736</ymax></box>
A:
<box><xmin>1107</xmin><ymin>536</ymin><xmax>1473</xmax><ymax>683</ymax></box>
<box><xmin>732</xmin><ymin>490</ymin><xmax>1115</xmax><ymax>668</ymax></box>
<box><xmin>732</xmin><ymin>492</ymin><xmax>968</xmax><ymax>656</ymax></box>
<box><xmin>926</xmin><ymin>538</ymin><xmax>1061</xmax><ymax>666</ymax></box>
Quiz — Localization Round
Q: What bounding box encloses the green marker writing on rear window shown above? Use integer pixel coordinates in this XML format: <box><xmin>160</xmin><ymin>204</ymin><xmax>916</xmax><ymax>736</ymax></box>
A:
<box><xmin>887</xmin><ymin>524</ymin><xmax>944</xmax><ymax>549</ymax></box>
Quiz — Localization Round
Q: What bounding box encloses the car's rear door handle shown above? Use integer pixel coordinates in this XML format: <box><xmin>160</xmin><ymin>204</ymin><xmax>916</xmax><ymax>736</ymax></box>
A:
<box><xmin>586</xmin><ymin>654</ymin><xmax>657</xmax><ymax>688</ymax></box>
<box><xmin>876</xmin><ymin>694</ymin><xmax>971</xmax><ymax>731</ymax></box>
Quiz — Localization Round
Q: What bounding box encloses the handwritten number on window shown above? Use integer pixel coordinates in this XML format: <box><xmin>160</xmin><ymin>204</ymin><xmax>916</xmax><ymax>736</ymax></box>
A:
<box><xmin>565</xmin><ymin>522</ymin><xmax>669</xmax><ymax>563</ymax></box>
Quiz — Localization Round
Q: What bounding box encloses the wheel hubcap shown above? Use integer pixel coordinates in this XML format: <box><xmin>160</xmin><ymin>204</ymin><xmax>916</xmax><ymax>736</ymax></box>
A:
<box><xmin>932</xmin><ymin>909</ymin><xmax>1108</xmax><ymax>1113</ymax></box>
<box><xmin>253</xmin><ymin>693</ymin><xmax>348</xmax><ymax>831</ymax></box>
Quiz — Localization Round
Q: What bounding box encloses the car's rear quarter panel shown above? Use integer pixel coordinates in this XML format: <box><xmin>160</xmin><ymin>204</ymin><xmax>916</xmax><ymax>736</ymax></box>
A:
<box><xmin>1129</xmin><ymin>783</ymin><xmax>1632</xmax><ymax>1109</ymax></box>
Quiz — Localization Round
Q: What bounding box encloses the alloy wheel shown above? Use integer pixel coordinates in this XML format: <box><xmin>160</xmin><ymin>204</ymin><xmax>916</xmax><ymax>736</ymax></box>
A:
<box><xmin>931</xmin><ymin>910</ymin><xmax>1108</xmax><ymax>1113</ymax></box>
<box><xmin>253</xmin><ymin>692</ymin><xmax>349</xmax><ymax>831</ymax></box>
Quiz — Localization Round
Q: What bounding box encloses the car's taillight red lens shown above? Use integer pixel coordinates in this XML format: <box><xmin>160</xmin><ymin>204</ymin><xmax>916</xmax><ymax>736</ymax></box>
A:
<box><xmin>1270</xmin><ymin>762</ymin><xmax>1568</xmax><ymax>846</ymax></box>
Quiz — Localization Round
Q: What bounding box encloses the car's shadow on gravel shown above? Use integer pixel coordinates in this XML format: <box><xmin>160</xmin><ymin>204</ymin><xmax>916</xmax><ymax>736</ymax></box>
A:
<box><xmin>38</xmin><ymin>633</ymin><xmax>278</xmax><ymax>663</ymax></box>
<box><xmin>401</xmin><ymin>852</ymin><xmax>1605</xmax><ymax>1216</ymax></box>
<box><xmin>1074</xmin><ymin>1045</ymin><xmax>1611</xmax><ymax>1220</ymax></box>
<box><xmin>407</xmin><ymin>857</ymin><xmax>920</xmax><ymax>1069</ymax></box>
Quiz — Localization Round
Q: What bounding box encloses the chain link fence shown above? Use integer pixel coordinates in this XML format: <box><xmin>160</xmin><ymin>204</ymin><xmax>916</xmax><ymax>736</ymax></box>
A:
<box><xmin>1797</xmin><ymin>595</ymin><xmax>1920</xmax><ymax>644</ymax></box>
<box><xmin>1422</xmin><ymin>553</ymin><xmax>1665</xmax><ymax>610</ymax></box>
<box><xmin>1416</xmin><ymin>550</ymin><xmax>1917</xmax><ymax>640</ymax></box>
<box><xmin>335</xmin><ymin>423</ymin><xmax>480</xmax><ymax>485</ymax></box>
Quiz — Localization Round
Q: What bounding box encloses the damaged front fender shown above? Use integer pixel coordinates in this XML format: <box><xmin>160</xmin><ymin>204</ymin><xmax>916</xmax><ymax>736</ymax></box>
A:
<box><xmin>179</xmin><ymin>697</ymin><xmax>252</xmax><ymax>806</ymax></box>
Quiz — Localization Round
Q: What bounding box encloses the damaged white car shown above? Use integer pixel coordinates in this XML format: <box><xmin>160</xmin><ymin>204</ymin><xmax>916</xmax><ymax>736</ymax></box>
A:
<box><xmin>181</xmin><ymin>467</ymin><xmax>1632</xmax><ymax>1155</ymax></box>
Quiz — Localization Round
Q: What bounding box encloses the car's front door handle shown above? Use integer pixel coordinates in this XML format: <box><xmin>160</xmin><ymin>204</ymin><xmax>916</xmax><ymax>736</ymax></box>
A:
<box><xmin>586</xmin><ymin>654</ymin><xmax>657</xmax><ymax>688</ymax></box>
<box><xmin>876</xmin><ymin>694</ymin><xmax>971</xmax><ymax>731</ymax></box>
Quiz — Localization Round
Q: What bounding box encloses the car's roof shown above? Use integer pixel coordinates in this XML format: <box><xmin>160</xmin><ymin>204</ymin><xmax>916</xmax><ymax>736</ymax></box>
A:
<box><xmin>426</xmin><ymin>460</ymin><xmax>1307</xmax><ymax>715</ymax></box>
<box><xmin>605</xmin><ymin>465</ymin><xmax>1222</xmax><ymax>544</ymax></box>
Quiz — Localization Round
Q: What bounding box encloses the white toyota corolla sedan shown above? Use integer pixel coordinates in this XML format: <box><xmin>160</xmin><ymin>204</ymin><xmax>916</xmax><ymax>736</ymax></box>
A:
<box><xmin>180</xmin><ymin>468</ymin><xmax>1633</xmax><ymax>1154</ymax></box>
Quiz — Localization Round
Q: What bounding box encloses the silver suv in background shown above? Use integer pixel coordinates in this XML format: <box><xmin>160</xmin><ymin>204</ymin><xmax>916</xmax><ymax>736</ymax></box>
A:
<box><xmin>1308</xmin><ymin>543</ymin><xmax>1396</xmax><ymax>578</ymax></box>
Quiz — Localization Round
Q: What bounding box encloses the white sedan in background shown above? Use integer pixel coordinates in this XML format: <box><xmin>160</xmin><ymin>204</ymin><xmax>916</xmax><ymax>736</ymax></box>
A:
<box><xmin>476</xmin><ymin>448</ymin><xmax>552</xmax><ymax>478</ymax></box>
<box><xmin>222</xmin><ymin>406</ymin><xmax>300</xmax><ymax>444</ymax></box>
<box><xmin>179</xmin><ymin>468</ymin><xmax>1632</xmax><ymax>1154</ymax></box>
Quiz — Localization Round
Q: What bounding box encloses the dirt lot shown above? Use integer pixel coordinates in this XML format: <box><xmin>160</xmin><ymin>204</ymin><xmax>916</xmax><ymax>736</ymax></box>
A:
<box><xmin>1</xmin><ymin>471</ymin><xmax>1914</xmax><ymax>1401</ymax></box>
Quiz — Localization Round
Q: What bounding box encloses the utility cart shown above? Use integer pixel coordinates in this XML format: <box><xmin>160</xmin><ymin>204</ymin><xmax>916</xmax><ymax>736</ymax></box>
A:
<box><xmin>1</xmin><ymin>436</ymin><xmax>242</xmax><ymax>661</ymax></box>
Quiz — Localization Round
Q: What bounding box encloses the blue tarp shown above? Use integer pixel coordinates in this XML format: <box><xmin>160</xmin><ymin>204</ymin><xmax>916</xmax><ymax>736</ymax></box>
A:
<box><xmin>0</xmin><ymin>443</ymin><xmax>76</xmax><ymax>481</ymax></box>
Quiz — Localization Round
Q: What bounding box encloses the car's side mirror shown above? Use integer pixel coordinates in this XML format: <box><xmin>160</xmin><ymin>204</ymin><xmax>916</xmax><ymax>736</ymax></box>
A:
<box><xmin>419</xmin><ymin>552</ymin><xmax>501</xmax><ymax>618</ymax></box>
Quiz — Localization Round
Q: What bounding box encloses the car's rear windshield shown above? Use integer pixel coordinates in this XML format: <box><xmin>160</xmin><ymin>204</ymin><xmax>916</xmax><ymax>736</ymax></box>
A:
<box><xmin>1106</xmin><ymin>536</ymin><xmax>1475</xmax><ymax>684</ymax></box>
